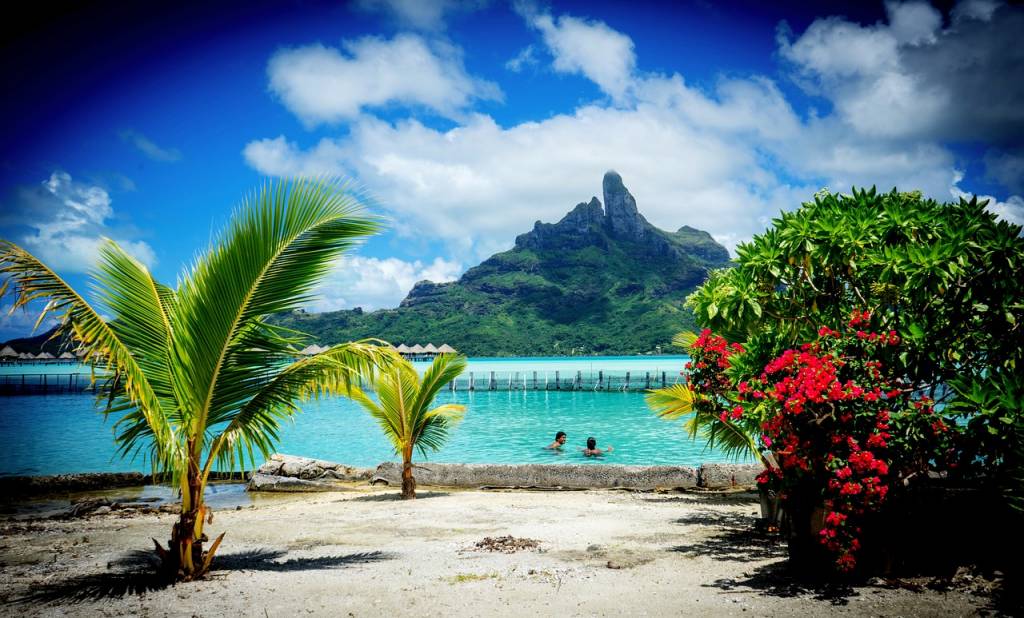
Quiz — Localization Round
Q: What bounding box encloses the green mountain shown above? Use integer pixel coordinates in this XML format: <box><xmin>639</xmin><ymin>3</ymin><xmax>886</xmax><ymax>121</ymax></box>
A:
<box><xmin>272</xmin><ymin>171</ymin><xmax>731</xmax><ymax>356</ymax></box>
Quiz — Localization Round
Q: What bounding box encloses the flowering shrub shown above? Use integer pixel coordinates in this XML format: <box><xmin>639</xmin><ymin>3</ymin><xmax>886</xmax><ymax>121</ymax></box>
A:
<box><xmin>683</xmin><ymin>329</ymin><xmax>744</xmax><ymax>421</ymax></box>
<box><xmin>734</xmin><ymin>311</ymin><xmax>948</xmax><ymax>573</ymax></box>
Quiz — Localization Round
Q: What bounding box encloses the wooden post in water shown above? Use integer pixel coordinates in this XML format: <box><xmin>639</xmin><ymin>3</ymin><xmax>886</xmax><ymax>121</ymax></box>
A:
<box><xmin>490</xmin><ymin>371</ymin><xmax>496</xmax><ymax>391</ymax></box>
<box><xmin>555</xmin><ymin>371</ymin><xmax>560</xmax><ymax>390</ymax></box>
<box><xmin>662</xmin><ymin>371</ymin><xmax>667</xmax><ymax>387</ymax></box>
<box><xmin>645</xmin><ymin>371</ymin><xmax>651</xmax><ymax>390</ymax></box>
<box><xmin>532</xmin><ymin>371</ymin><xmax>537</xmax><ymax>390</ymax></box>
<box><xmin>469</xmin><ymin>372</ymin><xmax>475</xmax><ymax>391</ymax></box>
<box><xmin>576</xmin><ymin>371</ymin><xmax>581</xmax><ymax>390</ymax></box>
<box><xmin>598</xmin><ymin>370</ymin><xmax>603</xmax><ymax>391</ymax></box>
<box><xmin>624</xmin><ymin>371</ymin><xmax>630</xmax><ymax>391</ymax></box>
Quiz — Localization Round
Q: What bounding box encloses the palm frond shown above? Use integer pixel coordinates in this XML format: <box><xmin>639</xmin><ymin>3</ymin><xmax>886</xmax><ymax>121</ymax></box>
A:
<box><xmin>412</xmin><ymin>354</ymin><xmax>468</xmax><ymax>417</ymax></box>
<box><xmin>672</xmin><ymin>331</ymin><xmax>698</xmax><ymax>350</ymax></box>
<box><xmin>172</xmin><ymin>177</ymin><xmax>381</xmax><ymax>446</ymax></box>
<box><xmin>0</xmin><ymin>239</ymin><xmax>176</xmax><ymax>464</ymax></box>
<box><xmin>646</xmin><ymin>384</ymin><xmax>697</xmax><ymax>423</ymax></box>
<box><xmin>207</xmin><ymin>340</ymin><xmax>397</xmax><ymax>475</ymax></box>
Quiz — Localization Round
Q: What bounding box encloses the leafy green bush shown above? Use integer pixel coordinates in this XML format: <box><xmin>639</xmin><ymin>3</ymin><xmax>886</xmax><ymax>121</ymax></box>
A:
<box><xmin>688</xmin><ymin>187</ymin><xmax>1023</xmax><ymax>475</ymax></box>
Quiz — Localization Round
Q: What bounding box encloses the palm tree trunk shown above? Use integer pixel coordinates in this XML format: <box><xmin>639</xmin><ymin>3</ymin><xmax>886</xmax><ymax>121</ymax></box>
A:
<box><xmin>168</xmin><ymin>456</ymin><xmax>204</xmax><ymax>577</ymax></box>
<box><xmin>401</xmin><ymin>456</ymin><xmax>416</xmax><ymax>500</ymax></box>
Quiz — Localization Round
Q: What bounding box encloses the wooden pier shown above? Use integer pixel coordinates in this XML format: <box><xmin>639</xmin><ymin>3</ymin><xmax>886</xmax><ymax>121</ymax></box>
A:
<box><xmin>0</xmin><ymin>373</ymin><xmax>96</xmax><ymax>395</ymax></box>
<box><xmin>447</xmin><ymin>370</ymin><xmax>676</xmax><ymax>393</ymax></box>
<box><xmin>0</xmin><ymin>369</ymin><xmax>680</xmax><ymax>396</ymax></box>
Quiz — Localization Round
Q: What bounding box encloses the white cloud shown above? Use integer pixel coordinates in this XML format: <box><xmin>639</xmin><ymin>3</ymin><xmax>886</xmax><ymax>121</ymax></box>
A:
<box><xmin>6</xmin><ymin>172</ymin><xmax>156</xmax><ymax>273</ymax></box>
<box><xmin>267</xmin><ymin>34</ymin><xmax>501</xmax><ymax>127</ymax></box>
<box><xmin>308</xmin><ymin>255</ymin><xmax>462</xmax><ymax>312</ymax></box>
<box><xmin>247</xmin><ymin>86</ymin><xmax>819</xmax><ymax>260</ymax></box>
<box><xmin>952</xmin><ymin>0</ymin><xmax>999</xmax><ymax>22</ymax></box>
<box><xmin>353</xmin><ymin>0</ymin><xmax>486</xmax><ymax>31</ymax></box>
<box><xmin>885</xmin><ymin>1</ymin><xmax>942</xmax><ymax>45</ymax></box>
<box><xmin>518</xmin><ymin>4</ymin><xmax>636</xmax><ymax>101</ymax></box>
<box><xmin>248</xmin><ymin>1</ymin><xmax>1022</xmax><ymax>307</ymax></box>
<box><xmin>951</xmin><ymin>175</ymin><xmax>1024</xmax><ymax>227</ymax></box>
<box><xmin>505</xmin><ymin>45</ymin><xmax>536</xmax><ymax>72</ymax></box>
<box><xmin>242</xmin><ymin>136</ymin><xmax>351</xmax><ymax>177</ymax></box>
<box><xmin>779</xmin><ymin>1</ymin><xmax>1024</xmax><ymax>143</ymax></box>
<box><xmin>119</xmin><ymin>129</ymin><xmax>182</xmax><ymax>162</ymax></box>
<box><xmin>0</xmin><ymin>303</ymin><xmax>60</xmax><ymax>341</ymax></box>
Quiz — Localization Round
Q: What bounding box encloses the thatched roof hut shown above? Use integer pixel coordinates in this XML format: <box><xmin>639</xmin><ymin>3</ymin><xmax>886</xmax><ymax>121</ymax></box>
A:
<box><xmin>396</xmin><ymin>344</ymin><xmax>412</xmax><ymax>354</ymax></box>
<box><xmin>299</xmin><ymin>344</ymin><xmax>326</xmax><ymax>355</ymax></box>
<box><xmin>437</xmin><ymin>344</ymin><xmax>457</xmax><ymax>354</ymax></box>
<box><xmin>19</xmin><ymin>352</ymin><xmax>32</xmax><ymax>359</ymax></box>
<box><xmin>409</xmin><ymin>344</ymin><xmax>426</xmax><ymax>354</ymax></box>
<box><xmin>422</xmin><ymin>343</ymin><xmax>439</xmax><ymax>354</ymax></box>
<box><xmin>59</xmin><ymin>352</ymin><xmax>76</xmax><ymax>359</ymax></box>
<box><xmin>36</xmin><ymin>352</ymin><xmax>55</xmax><ymax>360</ymax></box>
<box><xmin>0</xmin><ymin>345</ymin><xmax>17</xmax><ymax>358</ymax></box>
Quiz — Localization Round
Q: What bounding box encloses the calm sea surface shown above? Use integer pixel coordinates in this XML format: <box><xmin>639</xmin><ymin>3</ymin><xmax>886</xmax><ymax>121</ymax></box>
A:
<box><xmin>0</xmin><ymin>356</ymin><xmax>749</xmax><ymax>475</ymax></box>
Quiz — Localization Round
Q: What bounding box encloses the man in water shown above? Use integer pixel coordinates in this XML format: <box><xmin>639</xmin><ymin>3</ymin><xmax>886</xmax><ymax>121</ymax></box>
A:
<box><xmin>583</xmin><ymin>436</ymin><xmax>613</xmax><ymax>457</ymax></box>
<box><xmin>546</xmin><ymin>431</ymin><xmax>567</xmax><ymax>449</ymax></box>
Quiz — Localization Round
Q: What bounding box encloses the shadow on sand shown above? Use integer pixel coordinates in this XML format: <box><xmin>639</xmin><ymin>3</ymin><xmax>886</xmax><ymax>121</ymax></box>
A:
<box><xmin>667</xmin><ymin>509</ymin><xmax>857</xmax><ymax>604</ymax></box>
<box><xmin>10</xmin><ymin>548</ymin><xmax>391</xmax><ymax>605</ymax></box>
<box><xmin>345</xmin><ymin>491</ymin><xmax>451</xmax><ymax>502</ymax></box>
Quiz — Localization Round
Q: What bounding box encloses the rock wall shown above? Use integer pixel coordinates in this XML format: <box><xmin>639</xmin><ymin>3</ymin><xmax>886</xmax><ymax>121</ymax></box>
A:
<box><xmin>247</xmin><ymin>454</ymin><xmax>762</xmax><ymax>492</ymax></box>
<box><xmin>0</xmin><ymin>472</ymin><xmax>149</xmax><ymax>499</ymax></box>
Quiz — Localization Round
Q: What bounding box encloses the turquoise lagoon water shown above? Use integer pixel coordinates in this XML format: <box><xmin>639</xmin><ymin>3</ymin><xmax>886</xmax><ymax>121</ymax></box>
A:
<box><xmin>0</xmin><ymin>356</ymin><xmax>747</xmax><ymax>475</ymax></box>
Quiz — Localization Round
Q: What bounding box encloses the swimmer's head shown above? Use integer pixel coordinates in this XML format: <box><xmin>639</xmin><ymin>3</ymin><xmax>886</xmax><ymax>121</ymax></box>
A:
<box><xmin>555</xmin><ymin>431</ymin><xmax>566</xmax><ymax>443</ymax></box>
<box><xmin>586</xmin><ymin>437</ymin><xmax>596</xmax><ymax>450</ymax></box>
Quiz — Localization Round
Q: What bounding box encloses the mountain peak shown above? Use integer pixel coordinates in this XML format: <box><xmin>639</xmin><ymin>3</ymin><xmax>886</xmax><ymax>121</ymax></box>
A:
<box><xmin>602</xmin><ymin>170</ymin><xmax>646</xmax><ymax>240</ymax></box>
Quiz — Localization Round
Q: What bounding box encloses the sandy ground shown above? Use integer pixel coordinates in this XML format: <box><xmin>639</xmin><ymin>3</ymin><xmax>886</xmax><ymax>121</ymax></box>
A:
<box><xmin>0</xmin><ymin>486</ymin><xmax>999</xmax><ymax>617</ymax></box>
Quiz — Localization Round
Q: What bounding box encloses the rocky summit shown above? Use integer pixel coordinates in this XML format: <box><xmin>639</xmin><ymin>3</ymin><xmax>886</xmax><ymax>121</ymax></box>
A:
<box><xmin>271</xmin><ymin>172</ymin><xmax>732</xmax><ymax>356</ymax></box>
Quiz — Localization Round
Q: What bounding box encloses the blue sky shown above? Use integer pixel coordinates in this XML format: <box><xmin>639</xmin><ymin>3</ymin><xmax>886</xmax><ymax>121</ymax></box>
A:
<box><xmin>1</xmin><ymin>0</ymin><xmax>1022</xmax><ymax>340</ymax></box>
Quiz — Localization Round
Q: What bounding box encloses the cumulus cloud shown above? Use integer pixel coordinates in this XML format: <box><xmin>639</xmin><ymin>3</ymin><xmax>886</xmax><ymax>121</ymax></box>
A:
<box><xmin>3</xmin><ymin>172</ymin><xmax>155</xmax><ymax>273</ymax></box>
<box><xmin>779</xmin><ymin>0</ymin><xmax>1024</xmax><ymax>143</ymax></box>
<box><xmin>517</xmin><ymin>3</ymin><xmax>636</xmax><ymax>101</ymax></box>
<box><xmin>353</xmin><ymin>0</ymin><xmax>487</xmax><ymax>31</ymax></box>
<box><xmin>247</xmin><ymin>91</ymin><xmax>818</xmax><ymax>261</ymax></box>
<box><xmin>267</xmin><ymin>34</ymin><xmax>501</xmax><ymax>126</ymax></box>
<box><xmin>119</xmin><ymin>129</ymin><xmax>182</xmax><ymax>162</ymax></box>
<box><xmin>248</xmin><ymin>1</ymin><xmax>1022</xmax><ymax>311</ymax></box>
<box><xmin>308</xmin><ymin>255</ymin><xmax>462</xmax><ymax>312</ymax></box>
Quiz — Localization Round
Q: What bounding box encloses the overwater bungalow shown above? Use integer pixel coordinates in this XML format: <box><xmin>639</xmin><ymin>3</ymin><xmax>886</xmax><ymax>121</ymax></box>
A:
<box><xmin>396</xmin><ymin>343</ymin><xmax>458</xmax><ymax>361</ymax></box>
<box><xmin>0</xmin><ymin>345</ymin><xmax>17</xmax><ymax>362</ymax></box>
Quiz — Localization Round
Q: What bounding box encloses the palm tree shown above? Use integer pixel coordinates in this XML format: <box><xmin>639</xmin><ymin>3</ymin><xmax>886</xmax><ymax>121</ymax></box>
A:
<box><xmin>351</xmin><ymin>353</ymin><xmax>467</xmax><ymax>499</ymax></box>
<box><xmin>0</xmin><ymin>178</ymin><xmax>397</xmax><ymax>581</ymax></box>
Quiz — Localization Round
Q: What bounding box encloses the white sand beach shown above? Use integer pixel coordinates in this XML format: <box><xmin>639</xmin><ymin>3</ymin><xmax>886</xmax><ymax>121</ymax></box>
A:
<box><xmin>0</xmin><ymin>487</ymin><xmax>995</xmax><ymax>617</ymax></box>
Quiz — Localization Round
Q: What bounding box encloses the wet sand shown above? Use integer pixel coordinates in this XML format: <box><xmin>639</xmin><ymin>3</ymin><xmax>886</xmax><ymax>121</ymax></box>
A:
<box><xmin>0</xmin><ymin>487</ymin><xmax>995</xmax><ymax>616</ymax></box>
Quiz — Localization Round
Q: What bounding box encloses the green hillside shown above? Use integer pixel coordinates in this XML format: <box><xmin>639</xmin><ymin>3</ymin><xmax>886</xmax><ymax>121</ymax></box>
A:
<box><xmin>271</xmin><ymin>172</ymin><xmax>731</xmax><ymax>356</ymax></box>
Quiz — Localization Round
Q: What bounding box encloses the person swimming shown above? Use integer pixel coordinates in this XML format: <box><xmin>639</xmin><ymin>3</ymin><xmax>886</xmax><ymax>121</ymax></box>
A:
<box><xmin>546</xmin><ymin>431</ymin><xmax>567</xmax><ymax>449</ymax></box>
<box><xmin>582</xmin><ymin>436</ymin><xmax>613</xmax><ymax>457</ymax></box>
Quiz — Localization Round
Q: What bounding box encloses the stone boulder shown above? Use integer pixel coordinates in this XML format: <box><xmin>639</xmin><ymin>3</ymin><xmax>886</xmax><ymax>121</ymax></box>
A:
<box><xmin>697</xmin><ymin>463</ymin><xmax>763</xmax><ymax>489</ymax></box>
<box><xmin>255</xmin><ymin>454</ymin><xmax>374</xmax><ymax>482</ymax></box>
<box><xmin>247</xmin><ymin>454</ymin><xmax>374</xmax><ymax>492</ymax></box>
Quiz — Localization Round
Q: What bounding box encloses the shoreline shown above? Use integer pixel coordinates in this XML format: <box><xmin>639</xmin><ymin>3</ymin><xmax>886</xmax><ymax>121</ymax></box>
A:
<box><xmin>0</xmin><ymin>485</ymin><xmax>998</xmax><ymax>616</ymax></box>
<box><xmin>1</xmin><ymin>457</ymin><xmax>763</xmax><ymax>499</ymax></box>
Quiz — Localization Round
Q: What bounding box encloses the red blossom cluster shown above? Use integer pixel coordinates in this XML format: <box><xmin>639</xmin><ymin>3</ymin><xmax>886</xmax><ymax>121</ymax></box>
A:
<box><xmin>684</xmin><ymin>329</ymin><xmax>744</xmax><ymax>420</ymax></box>
<box><xmin>737</xmin><ymin>314</ymin><xmax>933</xmax><ymax>573</ymax></box>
